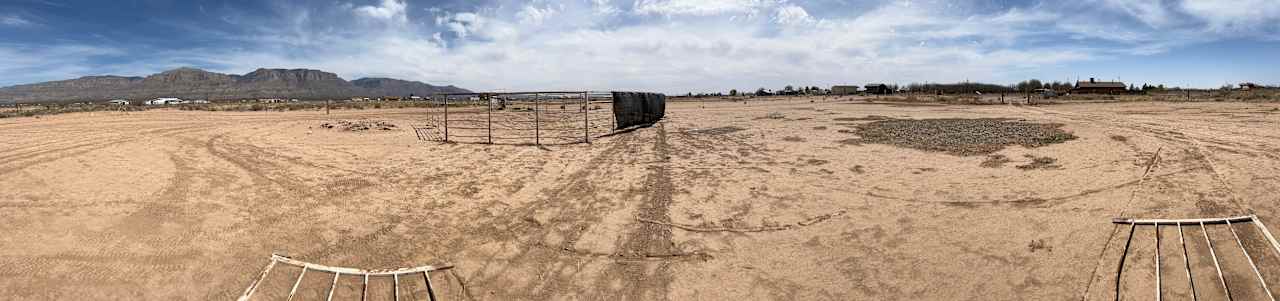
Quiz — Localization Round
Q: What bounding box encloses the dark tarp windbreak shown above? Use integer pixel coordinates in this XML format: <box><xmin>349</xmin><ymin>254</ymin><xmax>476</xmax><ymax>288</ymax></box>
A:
<box><xmin>611</xmin><ymin>92</ymin><xmax>666</xmax><ymax>129</ymax></box>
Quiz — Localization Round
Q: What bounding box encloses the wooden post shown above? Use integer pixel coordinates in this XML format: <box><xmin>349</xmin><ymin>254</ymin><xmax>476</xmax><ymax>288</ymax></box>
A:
<box><xmin>534</xmin><ymin>93</ymin><xmax>541</xmax><ymax>145</ymax></box>
<box><xmin>583</xmin><ymin>92</ymin><xmax>590</xmax><ymax>143</ymax></box>
<box><xmin>325</xmin><ymin>99</ymin><xmax>330</xmax><ymax>115</ymax></box>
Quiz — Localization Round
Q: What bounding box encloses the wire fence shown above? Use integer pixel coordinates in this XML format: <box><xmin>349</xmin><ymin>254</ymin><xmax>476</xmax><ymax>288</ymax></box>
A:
<box><xmin>412</xmin><ymin>91</ymin><xmax>617</xmax><ymax>145</ymax></box>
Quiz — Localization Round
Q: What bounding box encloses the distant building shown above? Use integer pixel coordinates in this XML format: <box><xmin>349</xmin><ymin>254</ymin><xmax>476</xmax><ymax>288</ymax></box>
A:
<box><xmin>1072</xmin><ymin>78</ymin><xmax>1127</xmax><ymax>94</ymax></box>
<box><xmin>864</xmin><ymin>83</ymin><xmax>892</xmax><ymax>95</ymax></box>
<box><xmin>146</xmin><ymin>97</ymin><xmax>183</xmax><ymax>105</ymax></box>
<box><xmin>107</xmin><ymin>99</ymin><xmax>130</xmax><ymax>105</ymax></box>
<box><xmin>191</xmin><ymin>99</ymin><xmax>210</xmax><ymax>104</ymax></box>
<box><xmin>831</xmin><ymin>85</ymin><xmax>860</xmax><ymax>95</ymax></box>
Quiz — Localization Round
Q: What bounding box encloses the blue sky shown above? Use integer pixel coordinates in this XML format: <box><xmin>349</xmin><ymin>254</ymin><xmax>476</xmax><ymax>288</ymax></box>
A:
<box><xmin>1</xmin><ymin>0</ymin><xmax>1278</xmax><ymax>93</ymax></box>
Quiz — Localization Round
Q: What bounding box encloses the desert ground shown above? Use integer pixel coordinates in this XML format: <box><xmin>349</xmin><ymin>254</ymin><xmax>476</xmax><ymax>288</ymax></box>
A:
<box><xmin>3</xmin><ymin>97</ymin><xmax>1280</xmax><ymax>300</ymax></box>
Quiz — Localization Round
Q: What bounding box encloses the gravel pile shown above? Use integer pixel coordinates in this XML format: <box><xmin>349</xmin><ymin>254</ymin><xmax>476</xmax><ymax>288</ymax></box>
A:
<box><xmin>321</xmin><ymin>120</ymin><xmax>397</xmax><ymax>131</ymax></box>
<box><xmin>848</xmin><ymin>118</ymin><xmax>1076</xmax><ymax>156</ymax></box>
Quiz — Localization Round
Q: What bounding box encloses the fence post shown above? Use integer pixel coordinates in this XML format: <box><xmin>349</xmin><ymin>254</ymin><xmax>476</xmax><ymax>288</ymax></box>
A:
<box><xmin>443</xmin><ymin>95</ymin><xmax>449</xmax><ymax>142</ymax></box>
<box><xmin>487</xmin><ymin>94</ymin><xmax>493</xmax><ymax>144</ymax></box>
<box><xmin>325</xmin><ymin>99</ymin><xmax>330</xmax><ymax>115</ymax></box>
<box><xmin>583</xmin><ymin>92</ymin><xmax>590</xmax><ymax>143</ymax></box>
<box><xmin>534</xmin><ymin>93</ymin><xmax>541</xmax><ymax>145</ymax></box>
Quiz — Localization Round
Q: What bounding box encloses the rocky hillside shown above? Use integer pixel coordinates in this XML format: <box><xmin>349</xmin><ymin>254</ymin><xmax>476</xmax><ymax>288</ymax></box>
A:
<box><xmin>0</xmin><ymin>68</ymin><xmax>471</xmax><ymax>103</ymax></box>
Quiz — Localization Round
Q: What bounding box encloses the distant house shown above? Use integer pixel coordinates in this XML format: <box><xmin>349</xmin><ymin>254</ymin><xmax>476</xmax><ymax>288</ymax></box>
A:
<box><xmin>831</xmin><ymin>85</ymin><xmax>860</xmax><ymax>95</ymax></box>
<box><xmin>107</xmin><ymin>99</ymin><xmax>130</xmax><ymax>105</ymax></box>
<box><xmin>146</xmin><ymin>97</ymin><xmax>183</xmax><ymax>105</ymax></box>
<box><xmin>1072</xmin><ymin>78</ymin><xmax>1127</xmax><ymax>94</ymax></box>
<box><xmin>864</xmin><ymin>83</ymin><xmax>892</xmax><ymax>95</ymax></box>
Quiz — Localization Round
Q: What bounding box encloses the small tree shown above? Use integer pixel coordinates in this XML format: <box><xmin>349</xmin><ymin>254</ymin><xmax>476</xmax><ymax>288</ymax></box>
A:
<box><xmin>729</xmin><ymin>89</ymin><xmax>738</xmax><ymax>96</ymax></box>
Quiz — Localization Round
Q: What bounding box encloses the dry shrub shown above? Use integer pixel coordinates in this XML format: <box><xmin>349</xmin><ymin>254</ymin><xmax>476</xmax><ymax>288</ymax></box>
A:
<box><xmin>1017</xmin><ymin>155</ymin><xmax>1060</xmax><ymax>170</ymax></box>
<box><xmin>980</xmin><ymin>155</ymin><xmax>1012</xmax><ymax>168</ymax></box>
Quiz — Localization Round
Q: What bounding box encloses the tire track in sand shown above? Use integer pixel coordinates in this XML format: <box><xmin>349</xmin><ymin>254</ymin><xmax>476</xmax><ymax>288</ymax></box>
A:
<box><xmin>594</xmin><ymin>122</ymin><xmax>679</xmax><ymax>300</ymax></box>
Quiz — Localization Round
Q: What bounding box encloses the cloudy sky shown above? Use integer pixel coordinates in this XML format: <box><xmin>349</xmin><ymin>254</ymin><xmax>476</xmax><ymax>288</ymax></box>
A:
<box><xmin>1</xmin><ymin>0</ymin><xmax>1278</xmax><ymax>93</ymax></box>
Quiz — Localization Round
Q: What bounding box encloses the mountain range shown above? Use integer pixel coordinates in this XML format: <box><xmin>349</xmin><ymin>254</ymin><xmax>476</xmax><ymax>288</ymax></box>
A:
<box><xmin>0</xmin><ymin>68</ymin><xmax>471</xmax><ymax>103</ymax></box>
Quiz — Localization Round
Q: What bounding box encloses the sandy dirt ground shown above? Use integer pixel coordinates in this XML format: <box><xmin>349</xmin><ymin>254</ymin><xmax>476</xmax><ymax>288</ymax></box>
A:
<box><xmin>3</xmin><ymin>98</ymin><xmax>1280</xmax><ymax>300</ymax></box>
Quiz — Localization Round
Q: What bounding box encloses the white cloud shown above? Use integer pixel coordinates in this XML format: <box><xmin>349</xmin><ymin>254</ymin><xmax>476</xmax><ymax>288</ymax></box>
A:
<box><xmin>772</xmin><ymin>5</ymin><xmax>814</xmax><ymax>26</ymax></box>
<box><xmin>1100</xmin><ymin>0</ymin><xmax>1175</xmax><ymax>28</ymax></box>
<box><xmin>590</xmin><ymin>0</ymin><xmax>620</xmax><ymax>16</ymax></box>
<box><xmin>355</xmin><ymin>0</ymin><xmax>407</xmax><ymax>23</ymax></box>
<box><xmin>1</xmin><ymin>14</ymin><xmax>34</xmax><ymax>27</ymax></box>
<box><xmin>0</xmin><ymin>45</ymin><xmax>129</xmax><ymax>86</ymax></box>
<box><xmin>517</xmin><ymin>5</ymin><xmax>558</xmax><ymax>25</ymax></box>
<box><xmin>633</xmin><ymin>0</ymin><xmax>777</xmax><ymax>17</ymax></box>
<box><xmin>1180</xmin><ymin>0</ymin><xmax>1280</xmax><ymax>33</ymax></box>
<box><xmin>6</xmin><ymin>0</ymin><xmax>1279</xmax><ymax>91</ymax></box>
<box><xmin>163</xmin><ymin>1</ymin><xmax>1101</xmax><ymax>93</ymax></box>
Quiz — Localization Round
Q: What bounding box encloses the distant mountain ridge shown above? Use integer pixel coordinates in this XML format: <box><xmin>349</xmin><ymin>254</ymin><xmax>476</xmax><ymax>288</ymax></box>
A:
<box><xmin>0</xmin><ymin>68</ymin><xmax>471</xmax><ymax>103</ymax></box>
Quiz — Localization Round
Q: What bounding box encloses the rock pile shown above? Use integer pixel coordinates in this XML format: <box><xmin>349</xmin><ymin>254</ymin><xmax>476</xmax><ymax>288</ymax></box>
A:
<box><xmin>847</xmin><ymin>118</ymin><xmax>1076</xmax><ymax>156</ymax></box>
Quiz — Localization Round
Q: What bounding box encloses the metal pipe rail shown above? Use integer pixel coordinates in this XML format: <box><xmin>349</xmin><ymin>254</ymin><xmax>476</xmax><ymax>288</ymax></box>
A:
<box><xmin>419</xmin><ymin>91</ymin><xmax>604</xmax><ymax>145</ymax></box>
<box><xmin>1110</xmin><ymin>214</ymin><xmax>1280</xmax><ymax>301</ymax></box>
<box><xmin>238</xmin><ymin>253</ymin><xmax>454</xmax><ymax>301</ymax></box>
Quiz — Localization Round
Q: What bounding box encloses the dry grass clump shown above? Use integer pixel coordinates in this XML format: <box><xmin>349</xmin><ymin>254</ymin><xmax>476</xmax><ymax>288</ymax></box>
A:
<box><xmin>846</xmin><ymin>118</ymin><xmax>1077</xmax><ymax>156</ymax></box>
<box><xmin>321</xmin><ymin>120</ymin><xmax>397</xmax><ymax>131</ymax></box>
<box><xmin>1017</xmin><ymin>155</ymin><xmax>1060</xmax><ymax>170</ymax></box>
<box><xmin>980</xmin><ymin>154</ymin><xmax>1012</xmax><ymax>168</ymax></box>
<box><xmin>781</xmin><ymin>136</ymin><xmax>806</xmax><ymax>142</ymax></box>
